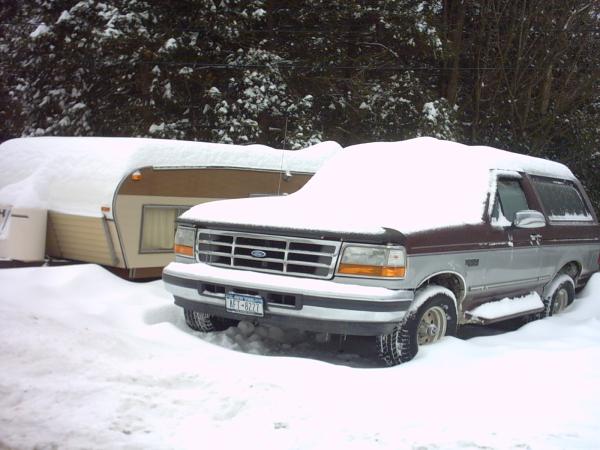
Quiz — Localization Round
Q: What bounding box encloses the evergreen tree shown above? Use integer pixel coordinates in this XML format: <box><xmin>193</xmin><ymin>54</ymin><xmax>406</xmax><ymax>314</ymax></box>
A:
<box><xmin>0</xmin><ymin>1</ymin><xmax>598</xmax><ymax>211</ymax></box>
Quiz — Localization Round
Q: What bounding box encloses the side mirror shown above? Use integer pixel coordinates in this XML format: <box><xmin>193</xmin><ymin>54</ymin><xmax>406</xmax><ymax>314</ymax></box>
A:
<box><xmin>513</xmin><ymin>210</ymin><xmax>546</xmax><ymax>229</ymax></box>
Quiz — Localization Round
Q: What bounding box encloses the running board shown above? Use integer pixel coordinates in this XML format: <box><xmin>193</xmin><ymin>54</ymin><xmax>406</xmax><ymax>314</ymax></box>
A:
<box><xmin>465</xmin><ymin>292</ymin><xmax>545</xmax><ymax>324</ymax></box>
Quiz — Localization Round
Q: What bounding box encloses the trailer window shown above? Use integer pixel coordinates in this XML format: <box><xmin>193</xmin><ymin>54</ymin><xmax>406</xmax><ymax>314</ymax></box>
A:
<box><xmin>140</xmin><ymin>205</ymin><xmax>189</xmax><ymax>253</ymax></box>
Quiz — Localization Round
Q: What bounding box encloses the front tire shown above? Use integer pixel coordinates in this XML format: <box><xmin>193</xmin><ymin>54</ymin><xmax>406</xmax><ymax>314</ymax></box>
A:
<box><xmin>184</xmin><ymin>309</ymin><xmax>239</xmax><ymax>332</ymax></box>
<box><xmin>377</xmin><ymin>293</ymin><xmax>457</xmax><ymax>366</ymax></box>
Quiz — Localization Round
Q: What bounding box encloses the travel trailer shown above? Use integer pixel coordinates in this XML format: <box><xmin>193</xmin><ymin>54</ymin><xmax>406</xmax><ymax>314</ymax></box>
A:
<box><xmin>0</xmin><ymin>137</ymin><xmax>340</xmax><ymax>278</ymax></box>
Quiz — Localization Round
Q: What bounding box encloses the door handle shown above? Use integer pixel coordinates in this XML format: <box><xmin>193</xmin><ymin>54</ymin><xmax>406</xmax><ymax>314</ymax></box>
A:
<box><xmin>530</xmin><ymin>234</ymin><xmax>542</xmax><ymax>245</ymax></box>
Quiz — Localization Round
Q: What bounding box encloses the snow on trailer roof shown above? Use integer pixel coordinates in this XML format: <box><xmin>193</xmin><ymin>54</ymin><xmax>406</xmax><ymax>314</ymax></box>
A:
<box><xmin>182</xmin><ymin>137</ymin><xmax>575</xmax><ymax>235</ymax></box>
<box><xmin>0</xmin><ymin>137</ymin><xmax>341</xmax><ymax>217</ymax></box>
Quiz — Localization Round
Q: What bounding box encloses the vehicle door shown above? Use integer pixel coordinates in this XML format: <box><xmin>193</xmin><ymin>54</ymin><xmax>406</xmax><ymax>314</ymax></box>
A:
<box><xmin>530</xmin><ymin>176</ymin><xmax>600</xmax><ymax>283</ymax></box>
<box><xmin>484</xmin><ymin>174</ymin><xmax>545</xmax><ymax>300</ymax></box>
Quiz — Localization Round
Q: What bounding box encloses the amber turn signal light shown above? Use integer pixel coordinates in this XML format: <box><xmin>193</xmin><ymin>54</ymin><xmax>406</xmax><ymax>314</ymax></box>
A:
<box><xmin>338</xmin><ymin>263</ymin><xmax>405</xmax><ymax>278</ymax></box>
<box><xmin>174</xmin><ymin>244</ymin><xmax>194</xmax><ymax>257</ymax></box>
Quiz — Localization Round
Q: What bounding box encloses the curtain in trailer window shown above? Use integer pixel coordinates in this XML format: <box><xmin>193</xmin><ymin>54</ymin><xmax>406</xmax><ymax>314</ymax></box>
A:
<box><xmin>141</xmin><ymin>206</ymin><xmax>187</xmax><ymax>252</ymax></box>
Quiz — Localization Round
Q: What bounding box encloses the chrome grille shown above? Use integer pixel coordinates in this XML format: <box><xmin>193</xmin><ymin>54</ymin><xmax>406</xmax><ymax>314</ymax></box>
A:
<box><xmin>196</xmin><ymin>229</ymin><xmax>341</xmax><ymax>279</ymax></box>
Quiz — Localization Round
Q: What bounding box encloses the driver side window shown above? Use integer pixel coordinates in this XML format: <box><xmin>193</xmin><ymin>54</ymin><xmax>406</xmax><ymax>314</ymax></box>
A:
<box><xmin>492</xmin><ymin>179</ymin><xmax>530</xmax><ymax>223</ymax></box>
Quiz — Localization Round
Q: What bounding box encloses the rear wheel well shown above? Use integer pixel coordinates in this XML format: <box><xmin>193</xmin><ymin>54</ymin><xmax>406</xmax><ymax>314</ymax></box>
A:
<box><xmin>418</xmin><ymin>272</ymin><xmax>465</xmax><ymax>303</ymax></box>
<box><xmin>558</xmin><ymin>261</ymin><xmax>581</xmax><ymax>280</ymax></box>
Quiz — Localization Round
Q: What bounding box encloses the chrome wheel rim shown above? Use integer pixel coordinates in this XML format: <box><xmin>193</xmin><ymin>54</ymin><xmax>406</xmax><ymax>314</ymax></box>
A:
<box><xmin>417</xmin><ymin>306</ymin><xmax>447</xmax><ymax>345</ymax></box>
<box><xmin>552</xmin><ymin>288</ymin><xmax>569</xmax><ymax>315</ymax></box>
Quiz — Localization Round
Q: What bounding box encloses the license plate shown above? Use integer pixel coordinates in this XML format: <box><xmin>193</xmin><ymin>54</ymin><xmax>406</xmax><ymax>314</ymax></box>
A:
<box><xmin>225</xmin><ymin>292</ymin><xmax>264</xmax><ymax>317</ymax></box>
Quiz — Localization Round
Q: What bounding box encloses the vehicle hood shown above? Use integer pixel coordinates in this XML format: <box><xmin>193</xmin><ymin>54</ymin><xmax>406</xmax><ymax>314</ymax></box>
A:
<box><xmin>180</xmin><ymin>184</ymin><xmax>482</xmax><ymax>240</ymax></box>
<box><xmin>181</xmin><ymin>194</ymin><xmax>392</xmax><ymax>236</ymax></box>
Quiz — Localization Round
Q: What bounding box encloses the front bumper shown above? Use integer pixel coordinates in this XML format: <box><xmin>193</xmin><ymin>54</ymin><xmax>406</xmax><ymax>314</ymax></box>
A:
<box><xmin>162</xmin><ymin>262</ymin><xmax>414</xmax><ymax>336</ymax></box>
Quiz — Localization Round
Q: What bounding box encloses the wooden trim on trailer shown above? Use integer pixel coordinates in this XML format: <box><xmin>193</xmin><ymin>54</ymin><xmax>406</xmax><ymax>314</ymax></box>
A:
<box><xmin>117</xmin><ymin>167</ymin><xmax>311</xmax><ymax>198</ymax></box>
<box><xmin>45</xmin><ymin>212</ymin><xmax>125</xmax><ymax>266</ymax></box>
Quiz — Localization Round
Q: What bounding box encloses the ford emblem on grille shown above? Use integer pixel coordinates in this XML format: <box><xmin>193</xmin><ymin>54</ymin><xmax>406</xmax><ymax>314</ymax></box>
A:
<box><xmin>251</xmin><ymin>250</ymin><xmax>267</xmax><ymax>258</ymax></box>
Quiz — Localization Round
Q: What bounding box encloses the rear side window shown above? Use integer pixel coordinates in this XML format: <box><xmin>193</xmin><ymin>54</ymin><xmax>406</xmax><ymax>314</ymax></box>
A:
<box><xmin>493</xmin><ymin>179</ymin><xmax>530</xmax><ymax>222</ymax></box>
<box><xmin>532</xmin><ymin>178</ymin><xmax>593</xmax><ymax>222</ymax></box>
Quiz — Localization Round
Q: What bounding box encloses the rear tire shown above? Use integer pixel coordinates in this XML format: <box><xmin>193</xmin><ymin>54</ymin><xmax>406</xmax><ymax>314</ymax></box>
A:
<box><xmin>377</xmin><ymin>293</ymin><xmax>457</xmax><ymax>366</ymax></box>
<box><xmin>542</xmin><ymin>279</ymin><xmax>575</xmax><ymax>317</ymax></box>
<box><xmin>184</xmin><ymin>309</ymin><xmax>238</xmax><ymax>332</ymax></box>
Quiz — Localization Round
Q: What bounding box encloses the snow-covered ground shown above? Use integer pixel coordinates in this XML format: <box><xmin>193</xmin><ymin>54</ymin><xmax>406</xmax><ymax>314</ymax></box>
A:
<box><xmin>1</xmin><ymin>265</ymin><xmax>600</xmax><ymax>449</ymax></box>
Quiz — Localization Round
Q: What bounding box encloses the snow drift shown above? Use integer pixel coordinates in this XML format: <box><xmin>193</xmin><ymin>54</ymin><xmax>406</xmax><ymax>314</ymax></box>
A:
<box><xmin>1</xmin><ymin>264</ymin><xmax>599</xmax><ymax>449</ymax></box>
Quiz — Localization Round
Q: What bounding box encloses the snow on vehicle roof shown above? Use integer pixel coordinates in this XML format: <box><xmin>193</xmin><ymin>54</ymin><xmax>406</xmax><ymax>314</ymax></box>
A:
<box><xmin>0</xmin><ymin>137</ymin><xmax>341</xmax><ymax>217</ymax></box>
<box><xmin>182</xmin><ymin>137</ymin><xmax>576</xmax><ymax>235</ymax></box>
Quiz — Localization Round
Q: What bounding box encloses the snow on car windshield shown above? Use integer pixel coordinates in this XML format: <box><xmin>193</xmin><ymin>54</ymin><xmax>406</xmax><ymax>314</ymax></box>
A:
<box><xmin>183</xmin><ymin>137</ymin><xmax>573</xmax><ymax>234</ymax></box>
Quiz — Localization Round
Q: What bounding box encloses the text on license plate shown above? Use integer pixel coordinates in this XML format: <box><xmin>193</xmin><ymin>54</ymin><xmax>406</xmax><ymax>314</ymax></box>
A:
<box><xmin>225</xmin><ymin>292</ymin><xmax>264</xmax><ymax>317</ymax></box>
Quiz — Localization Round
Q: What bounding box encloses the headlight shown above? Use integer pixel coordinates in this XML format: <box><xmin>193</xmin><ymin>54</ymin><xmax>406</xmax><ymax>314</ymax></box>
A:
<box><xmin>337</xmin><ymin>245</ymin><xmax>406</xmax><ymax>278</ymax></box>
<box><xmin>174</xmin><ymin>226</ymin><xmax>195</xmax><ymax>257</ymax></box>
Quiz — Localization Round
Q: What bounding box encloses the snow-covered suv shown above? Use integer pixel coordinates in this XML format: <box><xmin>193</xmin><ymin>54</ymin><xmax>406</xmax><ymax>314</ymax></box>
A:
<box><xmin>162</xmin><ymin>138</ymin><xmax>600</xmax><ymax>365</ymax></box>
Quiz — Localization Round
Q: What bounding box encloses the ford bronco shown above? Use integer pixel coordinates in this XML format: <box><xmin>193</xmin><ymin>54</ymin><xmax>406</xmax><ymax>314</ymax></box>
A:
<box><xmin>162</xmin><ymin>138</ymin><xmax>600</xmax><ymax>365</ymax></box>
